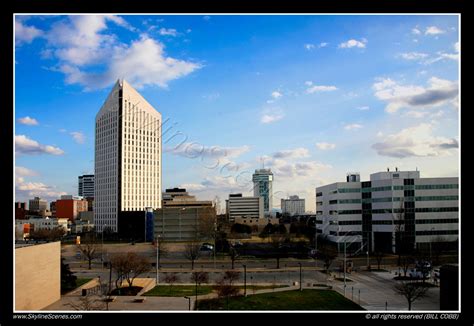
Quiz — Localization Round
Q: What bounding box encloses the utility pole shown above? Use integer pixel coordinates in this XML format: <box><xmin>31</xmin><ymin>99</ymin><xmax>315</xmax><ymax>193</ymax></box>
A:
<box><xmin>243</xmin><ymin>264</ymin><xmax>247</xmax><ymax>297</ymax></box>
<box><xmin>156</xmin><ymin>235</ymin><xmax>160</xmax><ymax>285</ymax></box>
<box><xmin>344</xmin><ymin>239</ymin><xmax>347</xmax><ymax>296</ymax></box>
<box><xmin>298</xmin><ymin>262</ymin><xmax>302</xmax><ymax>291</ymax></box>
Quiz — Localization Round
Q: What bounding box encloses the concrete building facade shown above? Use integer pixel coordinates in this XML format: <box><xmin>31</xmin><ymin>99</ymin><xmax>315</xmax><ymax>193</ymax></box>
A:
<box><xmin>316</xmin><ymin>170</ymin><xmax>459</xmax><ymax>253</ymax></box>
<box><xmin>15</xmin><ymin>242</ymin><xmax>61</xmax><ymax>311</ymax></box>
<box><xmin>55</xmin><ymin>195</ymin><xmax>88</xmax><ymax>222</ymax></box>
<box><xmin>154</xmin><ymin>188</ymin><xmax>216</xmax><ymax>241</ymax></box>
<box><xmin>28</xmin><ymin>197</ymin><xmax>47</xmax><ymax>213</ymax></box>
<box><xmin>252</xmin><ymin>169</ymin><xmax>273</xmax><ymax>215</ymax></box>
<box><xmin>281</xmin><ymin>195</ymin><xmax>306</xmax><ymax>216</ymax></box>
<box><xmin>226</xmin><ymin>193</ymin><xmax>264</xmax><ymax>222</ymax></box>
<box><xmin>95</xmin><ymin>79</ymin><xmax>162</xmax><ymax>233</ymax></box>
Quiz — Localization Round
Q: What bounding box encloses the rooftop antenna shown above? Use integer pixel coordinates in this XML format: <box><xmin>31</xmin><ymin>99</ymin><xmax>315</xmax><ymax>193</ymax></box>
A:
<box><xmin>261</xmin><ymin>157</ymin><xmax>265</xmax><ymax>169</ymax></box>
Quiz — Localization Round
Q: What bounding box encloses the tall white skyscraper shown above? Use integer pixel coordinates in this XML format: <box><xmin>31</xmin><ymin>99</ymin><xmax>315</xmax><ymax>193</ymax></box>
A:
<box><xmin>252</xmin><ymin>168</ymin><xmax>273</xmax><ymax>215</ymax></box>
<box><xmin>95</xmin><ymin>79</ymin><xmax>162</xmax><ymax>233</ymax></box>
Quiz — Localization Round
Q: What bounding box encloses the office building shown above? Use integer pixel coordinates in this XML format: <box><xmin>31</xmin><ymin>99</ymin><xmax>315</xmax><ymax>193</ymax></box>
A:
<box><xmin>316</xmin><ymin>170</ymin><xmax>458</xmax><ymax>253</ymax></box>
<box><xmin>226</xmin><ymin>193</ymin><xmax>264</xmax><ymax>222</ymax></box>
<box><xmin>15</xmin><ymin>202</ymin><xmax>26</xmax><ymax>220</ymax></box>
<box><xmin>281</xmin><ymin>195</ymin><xmax>305</xmax><ymax>216</ymax></box>
<box><xmin>154</xmin><ymin>188</ymin><xmax>216</xmax><ymax>241</ymax></box>
<box><xmin>252</xmin><ymin>168</ymin><xmax>273</xmax><ymax>215</ymax></box>
<box><xmin>78</xmin><ymin>174</ymin><xmax>95</xmax><ymax>198</ymax></box>
<box><xmin>95</xmin><ymin>79</ymin><xmax>162</xmax><ymax>234</ymax></box>
<box><xmin>28</xmin><ymin>197</ymin><xmax>47</xmax><ymax>213</ymax></box>
<box><xmin>55</xmin><ymin>195</ymin><xmax>88</xmax><ymax>222</ymax></box>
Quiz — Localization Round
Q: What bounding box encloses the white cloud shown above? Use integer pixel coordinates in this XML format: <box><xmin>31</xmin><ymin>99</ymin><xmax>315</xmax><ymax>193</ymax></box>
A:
<box><xmin>70</xmin><ymin>131</ymin><xmax>86</xmax><ymax>144</ymax></box>
<box><xmin>305</xmin><ymin>81</ymin><xmax>313</xmax><ymax>86</ymax></box>
<box><xmin>202</xmin><ymin>92</ymin><xmax>220</xmax><ymax>101</ymax></box>
<box><xmin>403</xmin><ymin>111</ymin><xmax>429</xmax><ymax>119</ymax></box>
<box><xmin>272</xmin><ymin>148</ymin><xmax>310</xmax><ymax>159</ymax></box>
<box><xmin>40</xmin><ymin>16</ymin><xmax>200</xmax><ymax>90</ymax></box>
<box><xmin>186</xmin><ymin>29</ymin><xmax>192</xmax><ymax>33</ymax></box>
<box><xmin>203</xmin><ymin>16</ymin><xmax>211</xmax><ymax>21</ymax></box>
<box><xmin>319</xmin><ymin>42</ymin><xmax>328</xmax><ymax>48</ymax></box>
<box><xmin>339</xmin><ymin>38</ymin><xmax>367</xmax><ymax>49</ymax></box>
<box><xmin>357</xmin><ymin>106</ymin><xmax>370</xmax><ymax>111</ymax></box>
<box><xmin>15</xmin><ymin>19</ymin><xmax>43</xmax><ymax>45</ymax></box>
<box><xmin>304</xmin><ymin>43</ymin><xmax>315</xmax><ymax>50</ymax></box>
<box><xmin>17</xmin><ymin>116</ymin><xmax>39</xmax><ymax>125</ymax></box>
<box><xmin>454</xmin><ymin>42</ymin><xmax>460</xmax><ymax>53</ymax></box>
<box><xmin>271</xmin><ymin>91</ymin><xmax>282</xmax><ymax>99</ymax></box>
<box><xmin>372</xmin><ymin>123</ymin><xmax>458</xmax><ymax>158</ymax></box>
<box><xmin>16</xmin><ymin>166</ymin><xmax>39</xmax><ymax>177</ymax></box>
<box><xmin>372</xmin><ymin>77</ymin><xmax>459</xmax><ymax>113</ymax></box>
<box><xmin>306</xmin><ymin>85</ymin><xmax>338</xmax><ymax>93</ymax></box>
<box><xmin>261</xmin><ymin>113</ymin><xmax>284</xmax><ymax>124</ymax></box>
<box><xmin>425</xmin><ymin>26</ymin><xmax>445</xmax><ymax>35</ymax></box>
<box><xmin>159</xmin><ymin>28</ymin><xmax>178</xmax><ymax>36</ymax></box>
<box><xmin>344</xmin><ymin>123</ymin><xmax>363</xmax><ymax>131</ymax></box>
<box><xmin>179</xmin><ymin>183</ymin><xmax>206</xmax><ymax>191</ymax></box>
<box><xmin>265</xmin><ymin>158</ymin><xmax>332</xmax><ymax>179</ymax></box>
<box><xmin>15</xmin><ymin>135</ymin><xmax>64</xmax><ymax>156</ymax></box>
<box><xmin>399</xmin><ymin>52</ymin><xmax>428</xmax><ymax>61</ymax></box>
<box><xmin>412</xmin><ymin>27</ymin><xmax>421</xmax><ymax>35</ymax></box>
<box><xmin>60</xmin><ymin>35</ymin><xmax>202</xmax><ymax>90</ymax></box>
<box><xmin>316</xmin><ymin>142</ymin><xmax>336</xmax><ymax>150</ymax></box>
<box><xmin>166</xmin><ymin>143</ymin><xmax>250</xmax><ymax>160</ymax></box>
<box><xmin>15</xmin><ymin>177</ymin><xmax>67</xmax><ymax>201</ymax></box>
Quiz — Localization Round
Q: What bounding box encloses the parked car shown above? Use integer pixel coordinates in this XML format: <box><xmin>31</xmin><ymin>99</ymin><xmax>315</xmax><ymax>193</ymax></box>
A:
<box><xmin>200</xmin><ymin>243</ymin><xmax>214</xmax><ymax>251</ymax></box>
<box><xmin>408</xmin><ymin>268</ymin><xmax>431</xmax><ymax>279</ymax></box>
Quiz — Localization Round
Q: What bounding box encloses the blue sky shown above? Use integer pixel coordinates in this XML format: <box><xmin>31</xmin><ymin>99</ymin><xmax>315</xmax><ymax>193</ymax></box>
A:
<box><xmin>15</xmin><ymin>14</ymin><xmax>460</xmax><ymax>212</ymax></box>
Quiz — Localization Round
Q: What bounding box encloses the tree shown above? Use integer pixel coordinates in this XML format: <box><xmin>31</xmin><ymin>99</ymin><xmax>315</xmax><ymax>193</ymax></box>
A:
<box><xmin>110</xmin><ymin>252</ymin><xmax>151</xmax><ymax>288</ymax></box>
<box><xmin>29</xmin><ymin>226</ymin><xmax>66</xmax><ymax>242</ymax></box>
<box><xmin>394</xmin><ymin>281</ymin><xmax>429</xmax><ymax>311</ymax></box>
<box><xmin>431</xmin><ymin>236</ymin><xmax>449</xmax><ymax>265</ymax></box>
<box><xmin>318</xmin><ymin>236</ymin><xmax>338</xmax><ymax>277</ymax></box>
<box><xmin>197</xmin><ymin>206</ymin><xmax>217</xmax><ymax>241</ymax></box>
<box><xmin>229</xmin><ymin>246</ymin><xmax>239</xmax><ymax>269</ymax></box>
<box><xmin>259</xmin><ymin>223</ymin><xmax>274</xmax><ymax>239</ymax></box>
<box><xmin>373</xmin><ymin>251</ymin><xmax>385</xmax><ymax>270</ymax></box>
<box><xmin>191</xmin><ymin>271</ymin><xmax>209</xmax><ymax>306</ymax></box>
<box><xmin>61</xmin><ymin>258</ymin><xmax>77</xmax><ymax>293</ymax></box>
<box><xmin>155</xmin><ymin>238</ymin><xmax>169</xmax><ymax>268</ymax></box>
<box><xmin>214</xmin><ymin>270</ymin><xmax>241</xmax><ymax>309</ymax></box>
<box><xmin>66</xmin><ymin>293</ymin><xmax>106</xmax><ymax>311</ymax></box>
<box><xmin>184</xmin><ymin>242</ymin><xmax>201</xmax><ymax>270</ymax></box>
<box><xmin>164</xmin><ymin>273</ymin><xmax>179</xmax><ymax>292</ymax></box>
<box><xmin>399</xmin><ymin>255</ymin><xmax>414</xmax><ymax>278</ymax></box>
<box><xmin>77</xmin><ymin>233</ymin><xmax>100</xmax><ymax>270</ymax></box>
<box><xmin>270</xmin><ymin>234</ymin><xmax>286</xmax><ymax>269</ymax></box>
<box><xmin>230</xmin><ymin>223</ymin><xmax>252</xmax><ymax>234</ymax></box>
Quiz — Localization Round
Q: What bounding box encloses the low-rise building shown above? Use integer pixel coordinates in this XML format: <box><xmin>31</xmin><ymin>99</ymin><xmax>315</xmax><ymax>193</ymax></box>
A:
<box><xmin>154</xmin><ymin>188</ymin><xmax>216</xmax><ymax>241</ymax></box>
<box><xmin>226</xmin><ymin>193</ymin><xmax>264</xmax><ymax>222</ymax></box>
<box><xmin>15</xmin><ymin>241</ymin><xmax>61</xmax><ymax>311</ymax></box>
<box><xmin>55</xmin><ymin>195</ymin><xmax>88</xmax><ymax>222</ymax></box>
<box><xmin>281</xmin><ymin>195</ymin><xmax>306</xmax><ymax>216</ymax></box>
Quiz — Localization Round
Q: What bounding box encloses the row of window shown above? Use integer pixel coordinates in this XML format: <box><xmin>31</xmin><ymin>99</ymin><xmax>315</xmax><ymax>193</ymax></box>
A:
<box><xmin>325</xmin><ymin>184</ymin><xmax>459</xmax><ymax>195</ymax></box>
<box><xmin>325</xmin><ymin>207</ymin><xmax>459</xmax><ymax>215</ymax></box>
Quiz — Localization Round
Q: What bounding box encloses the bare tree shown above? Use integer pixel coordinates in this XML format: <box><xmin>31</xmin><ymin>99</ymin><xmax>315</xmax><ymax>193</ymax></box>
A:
<box><xmin>184</xmin><ymin>242</ymin><xmax>201</xmax><ymax>270</ymax></box>
<box><xmin>373</xmin><ymin>251</ymin><xmax>385</xmax><ymax>270</ymax></box>
<box><xmin>214</xmin><ymin>270</ymin><xmax>241</xmax><ymax>310</ymax></box>
<box><xmin>394</xmin><ymin>282</ymin><xmax>429</xmax><ymax>311</ymax></box>
<box><xmin>110</xmin><ymin>252</ymin><xmax>151</xmax><ymax>288</ymax></box>
<box><xmin>156</xmin><ymin>238</ymin><xmax>169</xmax><ymax>268</ymax></box>
<box><xmin>270</xmin><ymin>234</ymin><xmax>286</xmax><ymax>269</ymax></box>
<box><xmin>164</xmin><ymin>273</ymin><xmax>180</xmax><ymax>292</ymax></box>
<box><xmin>229</xmin><ymin>246</ymin><xmax>238</xmax><ymax>269</ymax></box>
<box><xmin>197</xmin><ymin>206</ymin><xmax>217</xmax><ymax>241</ymax></box>
<box><xmin>30</xmin><ymin>226</ymin><xmax>66</xmax><ymax>242</ymax></box>
<box><xmin>399</xmin><ymin>255</ymin><xmax>414</xmax><ymax>278</ymax></box>
<box><xmin>191</xmin><ymin>271</ymin><xmax>209</xmax><ymax>305</ymax></box>
<box><xmin>318</xmin><ymin>237</ymin><xmax>338</xmax><ymax>277</ymax></box>
<box><xmin>66</xmin><ymin>294</ymin><xmax>106</xmax><ymax>311</ymax></box>
<box><xmin>77</xmin><ymin>233</ymin><xmax>100</xmax><ymax>270</ymax></box>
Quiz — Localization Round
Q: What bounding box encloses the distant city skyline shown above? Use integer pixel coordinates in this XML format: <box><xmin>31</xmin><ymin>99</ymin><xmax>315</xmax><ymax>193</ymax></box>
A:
<box><xmin>14</xmin><ymin>14</ymin><xmax>460</xmax><ymax>212</ymax></box>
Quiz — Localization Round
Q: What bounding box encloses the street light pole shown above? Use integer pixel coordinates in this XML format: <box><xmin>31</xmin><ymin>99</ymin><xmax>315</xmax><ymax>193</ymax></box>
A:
<box><xmin>184</xmin><ymin>296</ymin><xmax>191</xmax><ymax>310</ymax></box>
<box><xmin>156</xmin><ymin>235</ymin><xmax>160</xmax><ymax>285</ymax></box>
<box><xmin>243</xmin><ymin>264</ymin><xmax>247</xmax><ymax>297</ymax></box>
<box><xmin>298</xmin><ymin>262</ymin><xmax>302</xmax><ymax>291</ymax></box>
<box><xmin>344</xmin><ymin>239</ymin><xmax>347</xmax><ymax>295</ymax></box>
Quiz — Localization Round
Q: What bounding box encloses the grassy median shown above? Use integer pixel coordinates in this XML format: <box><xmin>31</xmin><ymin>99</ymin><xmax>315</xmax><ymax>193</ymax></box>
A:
<box><xmin>197</xmin><ymin>289</ymin><xmax>365</xmax><ymax>310</ymax></box>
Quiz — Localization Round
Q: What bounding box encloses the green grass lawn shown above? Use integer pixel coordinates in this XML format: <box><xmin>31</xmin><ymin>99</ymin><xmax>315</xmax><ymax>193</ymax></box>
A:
<box><xmin>143</xmin><ymin>285</ymin><xmax>214</xmax><ymax>297</ymax></box>
<box><xmin>61</xmin><ymin>278</ymin><xmax>92</xmax><ymax>294</ymax></box>
<box><xmin>197</xmin><ymin>289</ymin><xmax>365</xmax><ymax>311</ymax></box>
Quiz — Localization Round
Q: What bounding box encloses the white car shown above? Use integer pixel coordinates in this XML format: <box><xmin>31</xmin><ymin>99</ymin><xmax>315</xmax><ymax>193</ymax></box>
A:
<box><xmin>408</xmin><ymin>268</ymin><xmax>431</xmax><ymax>279</ymax></box>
